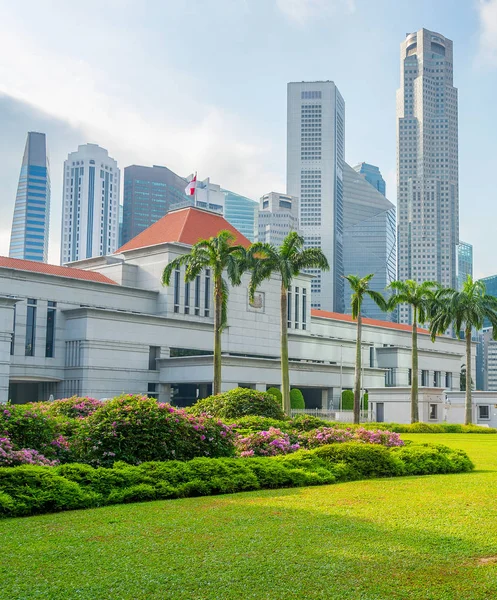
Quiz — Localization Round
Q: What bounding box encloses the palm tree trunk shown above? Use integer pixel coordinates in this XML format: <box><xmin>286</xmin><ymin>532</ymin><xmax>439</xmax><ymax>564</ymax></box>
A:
<box><xmin>353</xmin><ymin>312</ymin><xmax>362</xmax><ymax>425</ymax></box>
<box><xmin>411</xmin><ymin>307</ymin><xmax>419</xmax><ymax>423</ymax></box>
<box><xmin>213</xmin><ymin>275</ymin><xmax>223</xmax><ymax>395</ymax></box>
<box><xmin>280</xmin><ymin>283</ymin><xmax>290</xmax><ymax>416</ymax></box>
<box><xmin>465</xmin><ymin>326</ymin><xmax>472</xmax><ymax>425</ymax></box>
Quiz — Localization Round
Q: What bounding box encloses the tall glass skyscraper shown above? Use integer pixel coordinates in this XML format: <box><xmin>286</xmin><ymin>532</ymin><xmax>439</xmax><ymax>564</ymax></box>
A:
<box><xmin>287</xmin><ymin>81</ymin><xmax>345</xmax><ymax>311</ymax></box>
<box><xmin>397</xmin><ymin>29</ymin><xmax>459</xmax><ymax>323</ymax></box>
<box><xmin>353</xmin><ymin>163</ymin><xmax>386</xmax><ymax>196</ymax></box>
<box><xmin>342</xmin><ymin>163</ymin><xmax>396</xmax><ymax>320</ymax></box>
<box><xmin>9</xmin><ymin>132</ymin><xmax>51</xmax><ymax>262</ymax></box>
<box><xmin>223</xmin><ymin>189</ymin><xmax>258</xmax><ymax>241</ymax></box>
<box><xmin>457</xmin><ymin>241</ymin><xmax>473</xmax><ymax>291</ymax></box>
<box><xmin>122</xmin><ymin>165</ymin><xmax>187</xmax><ymax>246</ymax></box>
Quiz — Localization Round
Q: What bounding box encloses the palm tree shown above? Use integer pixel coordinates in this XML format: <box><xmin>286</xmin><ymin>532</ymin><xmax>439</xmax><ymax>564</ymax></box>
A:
<box><xmin>430</xmin><ymin>275</ymin><xmax>497</xmax><ymax>424</ymax></box>
<box><xmin>388</xmin><ymin>279</ymin><xmax>439</xmax><ymax>423</ymax></box>
<box><xmin>247</xmin><ymin>232</ymin><xmax>329</xmax><ymax>415</ymax></box>
<box><xmin>344</xmin><ymin>274</ymin><xmax>388</xmax><ymax>424</ymax></box>
<box><xmin>162</xmin><ymin>230</ymin><xmax>246</xmax><ymax>395</ymax></box>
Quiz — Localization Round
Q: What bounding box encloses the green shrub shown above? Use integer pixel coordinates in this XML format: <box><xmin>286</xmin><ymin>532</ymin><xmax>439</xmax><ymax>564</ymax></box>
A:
<box><xmin>341</xmin><ymin>390</ymin><xmax>354</xmax><ymax>410</ymax></box>
<box><xmin>230</xmin><ymin>416</ymin><xmax>290</xmax><ymax>432</ymax></box>
<box><xmin>0</xmin><ymin>442</ymin><xmax>474</xmax><ymax>518</ymax></box>
<box><xmin>77</xmin><ymin>394</ymin><xmax>235</xmax><ymax>466</ymax></box>
<box><xmin>266</xmin><ymin>387</ymin><xmax>282</xmax><ymax>405</ymax></box>
<box><xmin>290</xmin><ymin>388</ymin><xmax>305</xmax><ymax>409</ymax></box>
<box><xmin>363</xmin><ymin>393</ymin><xmax>368</xmax><ymax>410</ymax></box>
<box><xmin>289</xmin><ymin>414</ymin><xmax>331</xmax><ymax>431</ymax></box>
<box><xmin>189</xmin><ymin>388</ymin><xmax>285</xmax><ymax>420</ymax></box>
<box><xmin>0</xmin><ymin>404</ymin><xmax>62</xmax><ymax>454</ymax></box>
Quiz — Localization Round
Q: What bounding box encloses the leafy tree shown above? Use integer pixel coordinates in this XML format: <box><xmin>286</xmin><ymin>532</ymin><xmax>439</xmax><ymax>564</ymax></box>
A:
<box><xmin>387</xmin><ymin>280</ymin><xmax>439</xmax><ymax>423</ymax></box>
<box><xmin>162</xmin><ymin>231</ymin><xmax>246</xmax><ymax>395</ymax></box>
<box><xmin>430</xmin><ymin>276</ymin><xmax>497</xmax><ymax>424</ymax></box>
<box><xmin>248</xmin><ymin>232</ymin><xmax>329</xmax><ymax>415</ymax></box>
<box><xmin>344</xmin><ymin>274</ymin><xmax>387</xmax><ymax>424</ymax></box>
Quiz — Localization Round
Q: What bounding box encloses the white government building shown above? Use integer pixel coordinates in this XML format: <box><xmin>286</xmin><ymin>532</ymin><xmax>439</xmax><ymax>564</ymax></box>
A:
<box><xmin>0</xmin><ymin>206</ymin><xmax>474</xmax><ymax>421</ymax></box>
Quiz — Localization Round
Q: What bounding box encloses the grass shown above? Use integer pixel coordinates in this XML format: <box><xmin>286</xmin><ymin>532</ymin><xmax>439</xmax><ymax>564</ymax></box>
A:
<box><xmin>2</xmin><ymin>434</ymin><xmax>497</xmax><ymax>599</ymax></box>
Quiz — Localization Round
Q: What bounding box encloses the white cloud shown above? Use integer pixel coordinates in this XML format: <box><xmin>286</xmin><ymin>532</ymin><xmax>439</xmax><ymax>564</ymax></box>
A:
<box><xmin>477</xmin><ymin>0</ymin><xmax>497</xmax><ymax>67</ymax></box>
<box><xmin>276</xmin><ymin>0</ymin><xmax>355</xmax><ymax>22</ymax></box>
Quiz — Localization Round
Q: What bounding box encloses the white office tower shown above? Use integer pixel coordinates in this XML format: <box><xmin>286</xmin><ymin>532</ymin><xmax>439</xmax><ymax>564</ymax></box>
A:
<box><xmin>287</xmin><ymin>81</ymin><xmax>345</xmax><ymax>311</ymax></box>
<box><xmin>257</xmin><ymin>192</ymin><xmax>299</xmax><ymax>247</ymax></box>
<box><xmin>61</xmin><ymin>144</ymin><xmax>120</xmax><ymax>264</ymax></box>
<box><xmin>397</xmin><ymin>29</ymin><xmax>459</xmax><ymax>322</ymax></box>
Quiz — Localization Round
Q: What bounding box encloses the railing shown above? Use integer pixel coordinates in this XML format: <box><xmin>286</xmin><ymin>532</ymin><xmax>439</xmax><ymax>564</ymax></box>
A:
<box><xmin>290</xmin><ymin>408</ymin><xmax>374</xmax><ymax>423</ymax></box>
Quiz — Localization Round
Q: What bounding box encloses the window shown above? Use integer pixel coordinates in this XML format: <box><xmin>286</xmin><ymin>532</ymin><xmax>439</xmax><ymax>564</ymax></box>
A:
<box><xmin>149</xmin><ymin>346</ymin><xmax>160</xmax><ymax>370</ymax></box>
<box><xmin>173</xmin><ymin>269</ymin><xmax>180</xmax><ymax>313</ymax></box>
<box><xmin>287</xmin><ymin>289</ymin><xmax>292</xmax><ymax>328</ymax></box>
<box><xmin>294</xmin><ymin>287</ymin><xmax>299</xmax><ymax>329</ymax></box>
<box><xmin>421</xmin><ymin>370</ymin><xmax>429</xmax><ymax>386</ymax></box>
<box><xmin>408</xmin><ymin>368</ymin><xmax>412</xmax><ymax>386</ymax></box>
<box><xmin>204</xmin><ymin>269</ymin><xmax>211</xmax><ymax>317</ymax></box>
<box><xmin>25</xmin><ymin>298</ymin><xmax>37</xmax><ymax>356</ymax></box>
<box><xmin>184</xmin><ymin>280</ymin><xmax>190</xmax><ymax>314</ymax></box>
<box><xmin>429</xmin><ymin>404</ymin><xmax>438</xmax><ymax>420</ymax></box>
<box><xmin>45</xmin><ymin>301</ymin><xmax>56</xmax><ymax>358</ymax></box>
<box><xmin>478</xmin><ymin>405</ymin><xmax>490</xmax><ymax>420</ymax></box>
<box><xmin>302</xmin><ymin>288</ymin><xmax>307</xmax><ymax>330</ymax></box>
<box><xmin>445</xmin><ymin>372</ymin><xmax>452</xmax><ymax>389</ymax></box>
<box><xmin>147</xmin><ymin>383</ymin><xmax>158</xmax><ymax>400</ymax></box>
<box><xmin>194</xmin><ymin>275</ymin><xmax>201</xmax><ymax>316</ymax></box>
<box><xmin>10</xmin><ymin>305</ymin><xmax>16</xmax><ymax>356</ymax></box>
<box><xmin>385</xmin><ymin>368</ymin><xmax>394</xmax><ymax>387</ymax></box>
<box><xmin>433</xmin><ymin>371</ymin><xmax>441</xmax><ymax>387</ymax></box>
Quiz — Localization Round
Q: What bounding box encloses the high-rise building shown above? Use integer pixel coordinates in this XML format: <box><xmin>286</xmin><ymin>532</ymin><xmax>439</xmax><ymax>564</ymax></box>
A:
<box><xmin>223</xmin><ymin>190</ymin><xmax>258</xmax><ymax>242</ymax></box>
<box><xmin>396</xmin><ymin>29</ymin><xmax>459</xmax><ymax>322</ymax></box>
<box><xmin>479</xmin><ymin>275</ymin><xmax>497</xmax><ymax>329</ymax></box>
<box><xmin>457</xmin><ymin>241</ymin><xmax>473</xmax><ymax>291</ymax></box>
<box><xmin>257</xmin><ymin>192</ymin><xmax>299</xmax><ymax>247</ymax></box>
<box><xmin>353</xmin><ymin>162</ymin><xmax>386</xmax><ymax>196</ymax></box>
<box><xmin>61</xmin><ymin>144</ymin><xmax>120</xmax><ymax>264</ymax></box>
<box><xmin>342</xmin><ymin>163</ymin><xmax>396</xmax><ymax>320</ymax></box>
<box><xmin>287</xmin><ymin>81</ymin><xmax>345</xmax><ymax>311</ymax></box>
<box><xmin>122</xmin><ymin>165</ymin><xmax>187</xmax><ymax>245</ymax></box>
<box><xmin>9</xmin><ymin>132</ymin><xmax>51</xmax><ymax>262</ymax></box>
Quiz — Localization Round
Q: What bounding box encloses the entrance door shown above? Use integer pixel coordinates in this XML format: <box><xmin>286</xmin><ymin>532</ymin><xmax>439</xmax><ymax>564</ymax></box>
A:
<box><xmin>376</xmin><ymin>402</ymin><xmax>385</xmax><ymax>423</ymax></box>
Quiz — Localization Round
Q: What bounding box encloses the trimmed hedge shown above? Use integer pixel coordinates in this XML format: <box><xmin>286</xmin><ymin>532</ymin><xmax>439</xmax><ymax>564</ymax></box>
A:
<box><xmin>290</xmin><ymin>388</ymin><xmax>305</xmax><ymax>409</ymax></box>
<box><xmin>266</xmin><ymin>387</ymin><xmax>282</xmax><ymax>405</ymax></box>
<box><xmin>189</xmin><ymin>388</ymin><xmax>285</xmax><ymax>420</ymax></box>
<box><xmin>0</xmin><ymin>442</ymin><xmax>473</xmax><ymax>518</ymax></box>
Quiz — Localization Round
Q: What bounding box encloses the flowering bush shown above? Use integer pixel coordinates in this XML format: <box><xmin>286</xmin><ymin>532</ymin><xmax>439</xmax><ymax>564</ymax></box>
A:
<box><xmin>300</xmin><ymin>427</ymin><xmax>404</xmax><ymax>449</ymax></box>
<box><xmin>189</xmin><ymin>388</ymin><xmax>285</xmax><ymax>420</ymax></box>
<box><xmin>38</xmin><ymin>396</ymin><xmax>104</xmax><ymax>419</ymax></box>
<box><xmin>235</xmin><ymin>428</ymin><xmax>300</xmax><ymax>457</ymax></box>
<box><xmin>0</xmin><ymin>404</ymin><xmax>61</xmax><ymax>452</ymax></box>
<box><xmin>77</xmin><ymin>394</ymin><xmax>236</xmax><ymax>466</ymax></box>
<box><xmin>0</xmin><ymin>437</ymin><xmax>57</xmax><ymax>467</ymax></box>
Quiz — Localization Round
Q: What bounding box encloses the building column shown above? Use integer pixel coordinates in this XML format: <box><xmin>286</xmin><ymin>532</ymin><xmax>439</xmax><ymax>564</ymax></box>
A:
<box><xmin>255</xmin><ymin>383</ymin><xmax>266</xmax><ymax>392</ymax></box>
<box><xmin>0</xmin><ymin>299</ymin><xmax>17</xmax><ymax>404</ymax></box>
<box><xmin>159</xmin><ymin>383</ymin><xmax>171</xmax><ymax>404</ymax></box>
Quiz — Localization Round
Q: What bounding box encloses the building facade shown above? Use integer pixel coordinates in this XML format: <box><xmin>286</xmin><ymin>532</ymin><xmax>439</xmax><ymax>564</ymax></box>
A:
<box><xmin>342</xmin><ymin>163</ymin><xmax>396</xmax><ymax>320</ymax></box>
<box><xmin>353</xmin><ymin>162</ymin><xmax>386</xmax><ymax>196</ymax></box>
<box><xmin>287</xmin><ymin>81</ymin><xmax>345</xmax><ymax>311</ymax></box>
<box><xmin>0</xmin><ymin>207</ymin><xmax>468</xmax><ymax>410</ymax></box>
<box><xmin>457</xmin><ymin>241</ymin><xmax>473</xmax><ymax>291</ymax></box>
<box><xmin>61</xmin><ymin>144</ymin><xmax>120</xmax><ymax>264</ymax></box>
<box><xmin>9</xmin><ymin>132</ymin><xmax>51</xmax><ymax>263</ymax></box>
<box><xmin>396</xmin><ymin>29</ymin><xmax>459</xmax><ymax>322</ymax></box>
<box><xmin>223</xmin><ymin>190</ymin><xmax>258</xmax><ymax>242</ymax></box>
<box><xmin>257</xmin><ymin>192</ymin><xmax>299</xmax><ymax>247</ymax></box>
<box><xmin>122</xmin><ymin>165</ymin><xmax>187</xmax><ymax>246</ymax></box>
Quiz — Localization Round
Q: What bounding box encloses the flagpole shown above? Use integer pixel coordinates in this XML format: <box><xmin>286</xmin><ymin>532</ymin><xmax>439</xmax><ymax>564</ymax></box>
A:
<box><xmin>193</xmin><ymin>171</ymin><xmax>197</xmax><ymax>207</ymax></box>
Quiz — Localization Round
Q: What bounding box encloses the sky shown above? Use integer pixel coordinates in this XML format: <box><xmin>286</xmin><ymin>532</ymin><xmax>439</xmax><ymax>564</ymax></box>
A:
<box><xmin>0</xmin><ymin>0</ymin><xmax>496</xmax><ymax>276</ymax></box>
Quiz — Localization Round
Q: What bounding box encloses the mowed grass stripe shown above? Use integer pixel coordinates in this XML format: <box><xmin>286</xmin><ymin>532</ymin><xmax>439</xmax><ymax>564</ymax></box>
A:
<box><xmin>1</xmin><ymin>434</ymin><xmax>497</xmax><ymax>599</ymax></box>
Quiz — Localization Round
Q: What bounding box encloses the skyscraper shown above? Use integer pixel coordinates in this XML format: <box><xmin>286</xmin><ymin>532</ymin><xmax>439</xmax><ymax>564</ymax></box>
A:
<box><xmin>397</xmin><ymin>29</ymin><xmax>459</xmax><ymax>322</ymax></box>
<box><xmin>257</xmin><ymin>192</ymin><xmax>299</xmax><ymax>247</ymax></box>
<box><xmin>287</xmin><ymin>81</ymin><xmax>345</xmax><ymax>311</ymax></box>
<box><xmin>61</xmin><ymin>144</ymin><xmax>120</xmax><ymax>264</ymax></box>
<box><xmin>223</xmin><ymin>190</ymin><xmax>258</xmax><ymax>242</ymax></box>
<box><xmin>457</xmin><ymin>241</ymin><xmax>473</xmax><ymax>291</ymax></box>
<box><xmin>353</xmin><ymin>162</ymin><xmax>386</xmax><ymax>196</ymax></box>
<box><xmin>9</xmin><ymin>132</ymin><xmax>51</xmax><ymax>262</ymax></box>
<box><xmin>342</xmin><ymin>163</ymin><xmax>396</xmax><ymax>320</ymax></box>
<box><xmin>122</xmin><ymin>165</ymin><xmax>187</xmax><ymax>246</ymax></box>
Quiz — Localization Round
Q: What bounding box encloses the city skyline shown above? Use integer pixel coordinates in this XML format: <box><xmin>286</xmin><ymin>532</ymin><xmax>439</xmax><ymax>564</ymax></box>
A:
<box><xmin>0</xmin><ymin>1</ymin><xmax>496</xmax><ymax>277</ymax></box>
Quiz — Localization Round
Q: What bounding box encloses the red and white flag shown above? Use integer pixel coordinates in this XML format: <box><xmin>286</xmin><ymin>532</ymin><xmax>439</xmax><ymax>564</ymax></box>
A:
<box><xmin>185</xmin><ymin>175</ymin><xmax>197</xmax><ymax>196</ymax></box>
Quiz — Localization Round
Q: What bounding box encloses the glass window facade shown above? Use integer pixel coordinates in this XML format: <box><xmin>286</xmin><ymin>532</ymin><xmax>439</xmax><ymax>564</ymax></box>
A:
<box><xmin>222</xmin><ymin>190</ymin><xmax>258</xmax><ymax>242</ymax></box>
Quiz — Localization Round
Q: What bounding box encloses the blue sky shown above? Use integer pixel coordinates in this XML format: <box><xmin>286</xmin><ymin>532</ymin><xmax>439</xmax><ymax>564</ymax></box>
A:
<box><xmin>0</xmin><ymin>0</ymin><xmax>496</xmax><ymax>276</ymax></box>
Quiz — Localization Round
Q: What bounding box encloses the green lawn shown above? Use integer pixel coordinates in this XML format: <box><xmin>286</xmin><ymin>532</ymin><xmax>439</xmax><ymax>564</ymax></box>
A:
<box><xmin>2</xmin><ymin>434</ymin><xmax>497</xmax><ymax>600</ymax></box>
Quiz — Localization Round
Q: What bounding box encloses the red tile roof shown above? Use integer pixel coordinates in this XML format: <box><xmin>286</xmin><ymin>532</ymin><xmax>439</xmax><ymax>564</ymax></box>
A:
<box><xmin>116</xmin><ymin>206</ymin><xmax>252</xmax><ymax>253</ymax></box>
<box><xmin>0</xmin><ymin>256</ymin><xmax>118</xmax><ymax>285</ymax></box>
<box><xmin>311</xmin><ymin>309</ymin><xmax>429</xmax><ymax>334</ymax></box>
